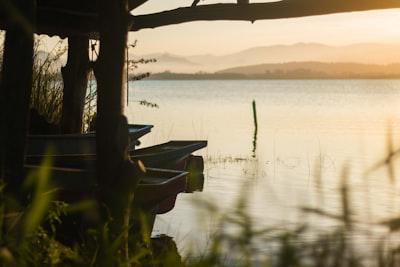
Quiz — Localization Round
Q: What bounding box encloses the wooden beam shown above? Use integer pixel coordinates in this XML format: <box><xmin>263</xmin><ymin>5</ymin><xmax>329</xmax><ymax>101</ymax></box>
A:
<box><xmin>131</xmin><ymin>0</ymin><xmax>400</xmax><ymax>31</ymax></box>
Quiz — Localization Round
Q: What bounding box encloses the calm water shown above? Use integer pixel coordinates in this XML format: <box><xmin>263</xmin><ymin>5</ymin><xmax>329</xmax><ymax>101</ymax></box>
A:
<box><xmin>126</xmin><ymin>79</ymin><xmax>400</xmax><ymax>254</ymax></box>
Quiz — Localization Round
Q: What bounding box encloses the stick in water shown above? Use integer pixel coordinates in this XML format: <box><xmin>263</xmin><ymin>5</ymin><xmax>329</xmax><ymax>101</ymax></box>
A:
<box><xmin>252</xmin><ymin>99</ymin><xmax>258</xmax><ymax>158</ymax></box>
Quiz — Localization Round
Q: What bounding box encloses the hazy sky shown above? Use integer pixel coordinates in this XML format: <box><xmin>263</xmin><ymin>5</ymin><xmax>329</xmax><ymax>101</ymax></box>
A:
<box><xmin>129</xmin><ymin>1</ymin><xmax>400</xmax><ymax>56</ymax></box>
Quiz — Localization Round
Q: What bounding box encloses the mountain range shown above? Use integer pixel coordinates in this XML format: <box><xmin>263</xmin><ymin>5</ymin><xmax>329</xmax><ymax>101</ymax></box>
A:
<box><xmin>132</xmin><ymin>43</ymin><xmax>400</xmax><ymax>74</ymax></box>
<box><xmin>217</xmin><ymin>62</ymin><xmax>400</xmax><ymax>79</ymax></box>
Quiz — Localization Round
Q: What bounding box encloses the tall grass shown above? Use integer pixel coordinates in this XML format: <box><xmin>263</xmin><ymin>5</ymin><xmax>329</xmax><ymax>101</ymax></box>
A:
<box><xmin>3</xmin><ymin>156</ymin><xmax>400</xmax><ymax>265</ymax></box>
<box><xmin>3</xmin><ymin>142</ymin><xmax>400</xmax><ymax>263</ymax></box>
<box><xmin>30</xmin><ymin>36</ymin><xmax>98</xmax><ymax>130</ymax></box>
<box><xmin>182</xmin><ymin>157</ymin><xmax>400</xmax><ymax>267</ymax></box>
<box><xmin>0</xmin><ymin>156</ymin><xmax>80</xmax><ymax>266</ymax></box>
<box><xmin>6</xmin><ymin>37</ymin><xmax>155</xmax><ymax>131</ymax></box>
<box><xmin>0</xmin><ymin>32</ymin><xmax>65</xmax><ymax>124</ymax></box>
<box><xmin>30</xmin><ymin>37</ymin><xmax>66</xmax><ymax>124</ymax></box>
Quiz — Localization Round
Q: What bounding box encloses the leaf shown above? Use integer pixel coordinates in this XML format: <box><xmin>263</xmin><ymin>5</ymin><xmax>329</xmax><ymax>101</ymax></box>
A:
<box><xmin>22</xmin><ymin>152</ymin><xmax>55</xmax><ymax>238</ymax></box>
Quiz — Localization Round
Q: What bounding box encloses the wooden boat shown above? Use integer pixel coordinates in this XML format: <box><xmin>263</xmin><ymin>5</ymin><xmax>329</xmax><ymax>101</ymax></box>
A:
<box><xmin>27</xmin><ymin>124</ymin><xmax>153</xmax><ymax>155</ymax></box>
<box><xmin>133</xmin><ymin>144</ymin><xmax>207</xmax><ymax>193</ymax></box>
<box><xmin>24</xmin><ymin>136</ymin><xmax>207</xmax><ymax>240</ymax></box>
<box><xmin>26</xmin><ymin>140</ymin><xmax>207</xmax><ymax>193</ymax></box>
<box><xmin>26</xmin><ymin>140</ymin><xmax>207</xmax><ymax>172</ymax></box>
<box><xmin>130</xmin><ymin>140</ymin><xmax>207</xmax><ymax>170</ymax></box>
<box><xmin>134</xmin><ymin>168</ymin><xmax>188</xmax><ymax>214</ymax></box>
<box><xmin>23</xmin><ymin>165</ymin><xmax>188</xmax><ymax>234</ymax></box>
<box><xmin>24</xmin><ymin>165</ymin><xmax>186</xmax><ymax>210</ymax></box>
<box><xmin>26</xmin><ymin>141</ymin><xmax>207</xmax><ymax>192</ymax></box>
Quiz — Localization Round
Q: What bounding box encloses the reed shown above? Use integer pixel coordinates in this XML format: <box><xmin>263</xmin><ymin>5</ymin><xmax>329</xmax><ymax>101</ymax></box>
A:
<box><xmin>30</xmin><ymin>37</ymin><xmax>66</xmax><ymax>124</ymax></box>
<box><xmin>0</xmin><ymin>33</ymin><xmax>63</xmax><ymax>123</ymax></box>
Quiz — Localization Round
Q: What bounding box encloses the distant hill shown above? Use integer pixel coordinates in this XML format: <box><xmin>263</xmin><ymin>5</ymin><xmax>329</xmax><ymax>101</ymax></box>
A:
<box><xmin>147</xmin><ymin>62</ymin><xmax>400</xmax><ymax>80</ymax></box>
<box><xmin>216</xmin><ymin>61</ymin><xmax>400</xmax><ymax>79</ymax></box>
<box><xmin>135</xmin><ymin>43</ymin><xmax>400</xmax><ymax>74</ymax></box>
<box><xmin>147</xmin><ymin>71</ymin><xmax>248</xmax><ymax>80</ymax></box>
<box><xmin>131</xmin><ymin>52</ymin><xmax>200</xmax><ymax>73</ymax></box>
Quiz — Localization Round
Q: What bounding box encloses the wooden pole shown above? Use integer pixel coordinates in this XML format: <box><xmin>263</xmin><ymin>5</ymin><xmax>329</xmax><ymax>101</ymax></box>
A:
<box><xmin>252</xmin><ymin>100</ymin><xmax>258</xmax><ymax>158</ymax></box>
<box><xmin>95</xmin><ymin>0</ymin><xmax>129</xmax><ymax>215</ymax></box>
<box><xmin>95</xmin><ymin>2</ymin><xmax>143</xmax><ymax>263</ymax></box>
<box><xmin>60</xmin><ymin>35</ymin><xmax>90</xmax><ymax>133</ymax></box>
<box><xmin>0</xmin><ymin>0</ymin><xmax>35</xmax><ymax>194</ymax></box>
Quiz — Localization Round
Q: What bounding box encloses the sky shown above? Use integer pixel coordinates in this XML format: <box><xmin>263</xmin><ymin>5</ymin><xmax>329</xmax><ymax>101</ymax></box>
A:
<box><xmin>128</xmin><ymin>0</ymin><xmax>400</xmax><ymax>56</ymax></box>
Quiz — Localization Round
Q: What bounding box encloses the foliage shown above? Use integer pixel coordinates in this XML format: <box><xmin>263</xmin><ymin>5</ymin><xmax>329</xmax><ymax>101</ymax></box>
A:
<box><xmin>182</xmin><ymin>163</ymin><xmax>400</xmax><ymax>267</ymax></box>
<box><xmin>30</xmin><ymin>36</ymin><xmax>66</xmax><ymax>124</ymax></box>
<box><xmin>125</xmin><ymin>41</ymin><xmax>159</xmax><ymax>110</ymax></box>
<box><xmin>1</xmin><ymin>34</ymin><xmax>66</xmax><ymax>125</ymax></box>
<box><xmin>138</xmin><ymin>100</ymin><xmax>159</xmax><ymax>109</ymax></box>
<box><xmin>126</xmin><ymin>40</ymin><xmax>156</xmax><ymax>82</ymax></box>
<box><xmin>23</xmin><ymin>38</ymin><xmax>157</xmax><ymax>132</ymax></box>
<box><xmin>81</xmin><ymin>40</ymin><xmax>157</xmax><ymax>132</ymax></box>
<box><xmin>0</xmin><ymin>156</ymin><xmax>80</xmax><ymax>267</ymax></box>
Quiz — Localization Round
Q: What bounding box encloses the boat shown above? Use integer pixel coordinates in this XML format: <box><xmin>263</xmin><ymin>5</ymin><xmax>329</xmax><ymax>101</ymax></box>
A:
<box><xmin>132</xmin><ymin>168</ymin><xmax>189</xmax><ymax>233</ymax></box>
<box><xmin>23</xmin><ymin>164</ymin><xmax>188</xmax><ymax>234</ymax></box>
<box><xmin>25</xmin><ymin>140</ymin><xmax>207</xmax><ymax>178</ymax></box>
<box><xmin>23</xmin><ymin>165</ymin><xmax>187</xmax><ymax>211</ymax></box>
<box><xmin>26</xmin><ymin>140</ymin><xmax>207</xmax><ymax>192</ymax></box>
<box><xmin>25</xmin><ymin>132</ymin><xmax>207</xmax><ymax>237</ymax></box>
<box><xmin>24</xmin><ymin>128</ymin><xmax>208</xmax><ymax>243</ymax></box>
<box><xmin>129</xmin><ymin>140</ymin><xmax>207</xmax><ymax>171</ymax></box>
<box><xmin>131</xmin><ymin>142</ymin><xmax>207</xmax><ymax>192</ymax></box>
<box><xmin>27</xmin><ymin>124</ymin><xmax>153</xmax><ymax>155</ymax></box>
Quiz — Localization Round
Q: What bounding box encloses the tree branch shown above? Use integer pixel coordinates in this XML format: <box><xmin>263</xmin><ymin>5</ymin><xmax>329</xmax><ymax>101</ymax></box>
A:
<box><xmin>131</xmin><ymin>0</ymin><xmax>400</xmax><ymax>31</ymax></box>
<box><xmin>4</xmin><ymin>0</ymin><xmax>400</xmax><ymax>36</ymax></box>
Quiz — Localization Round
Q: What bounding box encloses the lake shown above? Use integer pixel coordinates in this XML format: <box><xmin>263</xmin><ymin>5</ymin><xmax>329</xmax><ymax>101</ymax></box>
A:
<box><xmin>125</xmin><ymin>79</ymin><xmax>400</xmax><ymax>255</ymax></box>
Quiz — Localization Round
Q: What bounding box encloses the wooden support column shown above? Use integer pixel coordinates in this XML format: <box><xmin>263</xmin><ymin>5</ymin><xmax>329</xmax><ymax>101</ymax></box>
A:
<box><xmin>0</xmin><ymin>0</ymin><xmax>35</xmax><ymax>193</ymax></box>
<box><xmin>95</xmin><ymin>0</ymin><xmax>128</xmax><ymax>214</ymax></box>
<box><xmin>61</xmin><ymin>36</ymin><xmax>90</xmax><ymax>133</ymax></box>
<box><xmin>95</xmin><ymin>0</ymin><xmax>143</xmax><ymax>253</ymax></box>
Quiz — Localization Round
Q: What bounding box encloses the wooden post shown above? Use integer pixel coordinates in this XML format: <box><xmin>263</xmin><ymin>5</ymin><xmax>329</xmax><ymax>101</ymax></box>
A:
<box><xmin>95</xmin><ymin>1</ymin><xmax>143</xmax><ymax>259</ymax></box>
<box><xmin>0</xmin><ymin>0</ymin><xmax>35</xmax><ymax>194</ymax></box>
<box><xmin>95</xmin><ymin>0</ymin><xmax>128</xmax><ymax>214</ymax></box>
<box><xmin>60</xmin><ymin>35</ymin><xmax>90</xmax><ymax>133</ymax></box>
<box><xmin>252</xmin><ymin>100</ymin><xmax>258</xmax><ymax>158</ymax></box>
